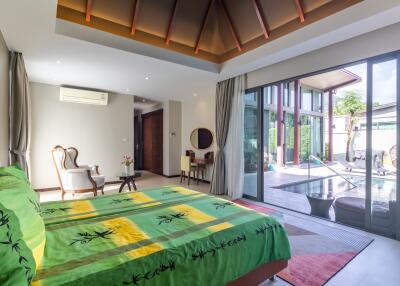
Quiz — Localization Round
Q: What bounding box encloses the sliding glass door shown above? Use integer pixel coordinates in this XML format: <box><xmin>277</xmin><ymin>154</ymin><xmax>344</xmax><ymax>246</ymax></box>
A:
<box><xmin>243</xmin><ymin>91</ymin><xmax>260</xmax><ymax>199</ymax></box>
<box><xmin>242</xmin><ymin>51</ymin><xmax>400</xmax><ymax>240</ymax></box>
<box><xmin>368</xmin><ymin>57</ymin><xmax>399</xmax><ymax>238</ymax></box>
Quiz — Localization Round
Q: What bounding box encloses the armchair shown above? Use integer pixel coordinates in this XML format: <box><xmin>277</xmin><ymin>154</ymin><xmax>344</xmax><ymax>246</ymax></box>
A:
<box><xmin>51</xmin><ymin>145</ymin><xmax>105</xmax><ymax>200</ymax></box>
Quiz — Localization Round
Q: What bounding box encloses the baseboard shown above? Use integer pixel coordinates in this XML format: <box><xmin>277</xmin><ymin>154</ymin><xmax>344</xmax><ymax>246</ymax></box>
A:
<box><xmin>34</xmin><ymin>181</ymin><xmax>123</xmax><ymax>192</ymax></box>
<box><xmin>162</xmin><ymin>174</ymin><xmax>181</xmax><ymax>178</ymax></box>
<box><xmin>34</xmin><ymin>187</ymin><xmax>59</xmax><ymax>192</ymax></box>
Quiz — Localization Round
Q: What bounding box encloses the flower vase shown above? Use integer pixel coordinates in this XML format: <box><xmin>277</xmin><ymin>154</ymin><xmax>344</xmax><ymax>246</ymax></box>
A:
<box><xmin>125</xmin><ymin>165</ymin><xmax>131</xmax><ymax>175</ymax></box>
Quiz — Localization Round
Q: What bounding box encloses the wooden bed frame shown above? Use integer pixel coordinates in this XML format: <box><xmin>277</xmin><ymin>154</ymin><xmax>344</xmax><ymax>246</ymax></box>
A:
<box><xmin>228</xmin><ymin>260</ymin><xmax>288</xmax><ymax>286</ymax></box>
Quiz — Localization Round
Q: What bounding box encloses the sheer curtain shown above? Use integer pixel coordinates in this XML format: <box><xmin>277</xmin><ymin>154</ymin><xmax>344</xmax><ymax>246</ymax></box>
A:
<box><xmin>225</xmin><ymin>75</ymin><xmax>245</xmax><ymax>199</ymax></box>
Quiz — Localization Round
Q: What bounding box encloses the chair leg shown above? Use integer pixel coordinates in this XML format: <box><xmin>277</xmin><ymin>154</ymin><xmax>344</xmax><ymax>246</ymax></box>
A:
<box><xmin>61</xmin><ymin>190</ymin><xmax>65</xmax><ymax>200</ymax></box>
<box><xmin>197</xmin><ymin>169</ymin><xmax>199</xmax><ymax>185</ymax></box>
<box><xmin>100</xmin><ymin>186</ymin><xmax>104</xmax><ymax>195</ymax></box>
<box><xmin>188</xmin><ymin>171</ymin><xmax>191</xmax><ymax>185</ymax></box>
<box><xmin>180</xmin><ymin>171</ymin><xmax>183</xmax><ymax>183</ymax></box>
<box><xmin>93</xmin><ymin>190</ymin><xmax>97</xmax><ymax>197</ymax></box>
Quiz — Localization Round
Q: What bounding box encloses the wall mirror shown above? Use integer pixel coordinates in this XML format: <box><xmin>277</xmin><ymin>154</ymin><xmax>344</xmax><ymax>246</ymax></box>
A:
<box><xmin>190</xmin><ymin>128</ymin><xmax>213</xmax><ymax>149</ymax></box>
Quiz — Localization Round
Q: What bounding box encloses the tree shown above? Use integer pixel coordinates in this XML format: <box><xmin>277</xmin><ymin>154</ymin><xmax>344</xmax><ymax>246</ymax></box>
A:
<box><xmin>334</xmin><ymin>91</ymin><xmax>365</xmax><ymax>162</ymax></box>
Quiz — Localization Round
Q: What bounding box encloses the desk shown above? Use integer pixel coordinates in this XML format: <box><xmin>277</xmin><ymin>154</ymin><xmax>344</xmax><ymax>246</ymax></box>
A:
<box><xmin>191</xmin><ymin>158</ymin><xmax>211</xmax><ymax>184</ymax></box>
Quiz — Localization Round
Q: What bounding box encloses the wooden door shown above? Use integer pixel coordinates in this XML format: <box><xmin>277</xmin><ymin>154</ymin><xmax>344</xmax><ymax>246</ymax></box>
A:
<box><xmin>142</xmin><ymin>110</ymin><xmax>163</xmax><ymax>174</ymax></box>
<box><xmin>143</xmin><ymin>116</ymin><xmax>153</xmax><ymax>171</ymax></box>
<box><xmin>151</xmin><ymin>111</ymin><xmax>163</xmax><ymax>174</ymax></box>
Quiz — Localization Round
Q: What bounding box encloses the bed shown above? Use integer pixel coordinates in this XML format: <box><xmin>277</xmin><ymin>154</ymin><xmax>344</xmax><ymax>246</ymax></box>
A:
<box><xmin>0</xmin><ymin>166</ymin><xmax>291</xmax><ymax>286</ymax></box>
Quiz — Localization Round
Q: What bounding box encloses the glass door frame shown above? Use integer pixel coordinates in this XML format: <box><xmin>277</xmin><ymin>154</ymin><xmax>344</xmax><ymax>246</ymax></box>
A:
<box><xmin>243</xmin><ymin>86</ymin><xmax>264</xmax><ymax>202</ymax></box>
<box><xmin>244</xmin><ymin>50</ymin><xmax>400</xmax><ymax>240</ymax></box>
<box><xmin>366</xmin><ymin>52</ymin><xmax>400</xmax><ymax>239</ymax></box>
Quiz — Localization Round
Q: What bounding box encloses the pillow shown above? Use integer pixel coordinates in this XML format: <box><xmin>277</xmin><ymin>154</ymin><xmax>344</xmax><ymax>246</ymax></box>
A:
<box><xmin>0</xmin><ymin>165</ymin><xmax>45</xmax><ymax>285</ymax></box>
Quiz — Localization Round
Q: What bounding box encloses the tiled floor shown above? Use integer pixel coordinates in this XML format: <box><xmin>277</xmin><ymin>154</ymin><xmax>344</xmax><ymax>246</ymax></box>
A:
<box><xmin>258</xmin><ymin>201</ymin><xmax>400</xmax><ymax>286</ymax></box>
<box><xmin>39</xmin><ymin>171</ymin><xmax>228</xmax><ymax>203</ymax></box>
<box><xmin>38</xmin><ymin>171</ymin><xmax>400</xmax><ymax>286</ymax></box>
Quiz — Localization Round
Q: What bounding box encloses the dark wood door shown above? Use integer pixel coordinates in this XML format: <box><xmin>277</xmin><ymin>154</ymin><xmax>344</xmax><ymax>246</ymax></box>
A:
<box><xmin>142</xmin><ymin>110</ymin><xmax>163</xmax><ymax>175</ymax></box>
<box><xmin>134</xmin><ymin>114</ymin><xmax>144</xmax><ymax>170</ymax></box>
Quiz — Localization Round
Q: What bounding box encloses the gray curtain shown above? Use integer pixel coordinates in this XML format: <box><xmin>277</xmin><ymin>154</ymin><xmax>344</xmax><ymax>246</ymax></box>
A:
<box><xmin>210</xmin><ymin>78</ymin><xmax>235</xmax><ymax>195</ymax></box>
<box><xmin>9</xmin><ymin>52</ymin><xmax>31</xmax><ymax>178</ymax></box>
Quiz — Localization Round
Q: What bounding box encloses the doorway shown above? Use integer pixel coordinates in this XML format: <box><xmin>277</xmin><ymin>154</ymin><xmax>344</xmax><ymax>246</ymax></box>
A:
<box><xmin>142</xmin><ymin>109</ymin><xmax>163</xmax><ymax>175</ymax></box>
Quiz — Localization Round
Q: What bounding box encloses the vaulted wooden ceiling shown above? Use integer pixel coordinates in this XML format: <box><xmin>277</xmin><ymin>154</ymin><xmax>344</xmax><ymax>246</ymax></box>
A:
<box><xmin>57</xmin><ymin>0</ymin><xmax>362</xmax><ymax>63</ymax></box>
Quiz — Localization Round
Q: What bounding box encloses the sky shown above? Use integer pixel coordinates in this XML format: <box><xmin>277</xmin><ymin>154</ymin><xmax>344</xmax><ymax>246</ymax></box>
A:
<box><xmin>335</xmin><ymin>60</ymin><xmax>397</xmax><ymax>105</ymax></box>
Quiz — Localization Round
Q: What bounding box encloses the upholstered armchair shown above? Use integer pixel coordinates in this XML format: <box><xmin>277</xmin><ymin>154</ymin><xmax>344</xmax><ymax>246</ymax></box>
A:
<box><xmin>51</xmin><ymin>145</ymin><xmax>105</xmax><ymax>200</ymax></box>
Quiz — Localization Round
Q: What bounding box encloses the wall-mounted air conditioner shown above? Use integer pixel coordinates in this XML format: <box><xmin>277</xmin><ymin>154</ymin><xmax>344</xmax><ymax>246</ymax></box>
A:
<box><xmin>59</xmin><ymin>87</ymin><xmax>108</xmax><ymax>106</ymax></box>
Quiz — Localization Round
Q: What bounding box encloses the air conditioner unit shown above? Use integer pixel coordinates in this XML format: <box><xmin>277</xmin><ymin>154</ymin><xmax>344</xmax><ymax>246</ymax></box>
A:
<box><xmin>59</xmin><ymin>87</ymin><xmax>108</xmax><ymax>106</ymax></box>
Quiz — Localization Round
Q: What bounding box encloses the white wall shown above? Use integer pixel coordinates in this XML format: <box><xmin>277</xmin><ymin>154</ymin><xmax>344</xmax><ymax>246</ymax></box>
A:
<box><xmin>141</xmin><ymin>100</ymin><xmax>182</xmax><ymax>176</ymax></box>
<box><xmin>167</xmin><ymin>100</ymin><xmax>182</xmax><ymax>176</ymax></box>
<box><xmin>181</xmin><ymin>94</ymin><xmax>216</xmax><ymax>180</ymax></box>
<box><xmin>0</xmin><ymin>30</ymin><xmax>8</xmax><ymax>166</ymax></box>
<box><xmin>30</xmin><ymin>82</ymin><xmax>134</xmax><ymax>189</ymax></box>
<box><xmin>247</xmin><ymin>22</ymin><xmax>400</xmax><ymax>89</ymax></box>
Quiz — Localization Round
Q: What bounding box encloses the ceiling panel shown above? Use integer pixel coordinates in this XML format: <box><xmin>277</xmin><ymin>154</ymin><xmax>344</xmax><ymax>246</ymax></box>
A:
<box><xmin>56</xmin><ymin>0</ymin><xmax>364</xmax><ymax>62</ymax></box>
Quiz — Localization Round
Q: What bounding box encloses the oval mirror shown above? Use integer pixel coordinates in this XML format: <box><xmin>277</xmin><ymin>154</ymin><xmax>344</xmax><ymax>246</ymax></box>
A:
<box><xmin>190</xmin><ymin>128</ymin><xmax>213</xmax><ymax>150</ymax></box>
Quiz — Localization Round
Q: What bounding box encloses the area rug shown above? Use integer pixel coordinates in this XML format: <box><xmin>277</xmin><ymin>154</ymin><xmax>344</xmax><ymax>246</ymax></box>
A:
<box><xmin>233</xmin><ymin>199</ymin><xmax>373</xmax><ymax>286</ymax></box>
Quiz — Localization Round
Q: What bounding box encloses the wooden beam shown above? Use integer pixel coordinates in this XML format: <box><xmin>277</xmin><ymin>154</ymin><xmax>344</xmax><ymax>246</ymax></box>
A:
<box><xmin>57</xmin><ymin>5</ymin><xmax>220</xmax><ymax>63</ymax></box>
<box><xmin>85</xmin><ymin>0</ymin><xmax>92</xmax><ymax>22</ymax></box>
<box><xmin>252</xmin><ymin>0</ymin><xmax>269</xmax><ymax>39</ymax></box>
<box><xmin>195</xmin><ymin>0</ymin><xmax>215</xmax><ymax>54</ymax></box>
<box><xmin>131</xmin><ymin>0</ymin><xmax>140</xmax><ymax>35</ymax></box>
<box><xmin>293</xmin><ymin>0</ymin><xmax>305</xmax><ymax>22</ymax></box>
<box><xmin>218</xmin><ymin>0</ymin><xmax>241</xmax><ymax>52</ymax></box>
<box><xmin>165</xmin><ymin>0</ymin><xmax>179</xmax><ymax>45</ymax></box>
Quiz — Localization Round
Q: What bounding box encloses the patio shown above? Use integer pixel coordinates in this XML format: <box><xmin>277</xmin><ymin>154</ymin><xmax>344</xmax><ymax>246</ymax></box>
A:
<box><xmin>244</xmin><ymin>161</ymin><xmax>396</xmax><ymax>219</ymax></box>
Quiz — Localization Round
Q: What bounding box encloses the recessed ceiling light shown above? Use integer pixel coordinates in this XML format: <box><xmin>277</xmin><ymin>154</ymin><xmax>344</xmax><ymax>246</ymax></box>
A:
<box><xmin>193</xmin><ymin>93</ymin><xmax>197</xmax><ymax>97</ymax></box>
<box><xmin>142</xmin><ymin>99</ymin><xmax>146</xmax><ymax>103</ymax></box>
<box><xmin>52</xmin><ymin>77</ymin><xmax>57</xmax><ymax>81</ymax></box>
<box><xmin>126</xmin><ymin>88</ymin><xmax>130</xmax><ymax>92</ymax></box>
<box><xmin>56</xmin><ymin>60</ymin><xmax>61</xmax><ymax>64</ymax></box>
<box><xmin>145</xmin><ymin>76</ymin><xmax>150</xmax><ymax>80</ymax></box>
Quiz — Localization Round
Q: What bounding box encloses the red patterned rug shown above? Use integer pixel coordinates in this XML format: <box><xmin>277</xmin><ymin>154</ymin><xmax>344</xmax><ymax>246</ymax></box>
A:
<box><xmin>233</xmin><ymin>200</ymin><xmax>373</xmax><ymax>286</ymax></box>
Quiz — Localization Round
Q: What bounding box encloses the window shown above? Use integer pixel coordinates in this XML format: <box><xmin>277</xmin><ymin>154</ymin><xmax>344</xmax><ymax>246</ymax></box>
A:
<box><xmin>301</xmin><ymin>87</ymin><xmax>312</xmax><ymax>111</ymax></box>
<box><xmin>283</xmin><ymin>83</ymin><xmax>290</xmax><ymax>107</ymax></box>
<box><xmin>263</xmin><ymin>86</ymin><xmax>277</xmax><ymax>105</ymax></box>
<box><xmin>313</xmin><ymin>91</ymin><xmax>322</xmax><ymax>112</ymax></box>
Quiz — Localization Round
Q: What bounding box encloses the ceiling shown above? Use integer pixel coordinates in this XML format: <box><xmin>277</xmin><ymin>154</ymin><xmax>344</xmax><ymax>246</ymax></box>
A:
<box><xmin>300</xmin><ymin>69</ymin><xmax>361</xmax><ymax>91</ymax></box>
<box><xmin>57</xmin><ymin>0</ymin><xmax>361</xmax><ymax>63</ymax></box>
<box><xmin>0</xmin><ymin>0</ymin><xmax>400</xmax><ymax>103</ymax></box>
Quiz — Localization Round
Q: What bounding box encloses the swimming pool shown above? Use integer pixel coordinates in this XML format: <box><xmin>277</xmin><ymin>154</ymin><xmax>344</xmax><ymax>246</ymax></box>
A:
<box><xmin>273</xmin><ymin>175</ymin><xmax>396</xmax><ymax>203</ymax></box>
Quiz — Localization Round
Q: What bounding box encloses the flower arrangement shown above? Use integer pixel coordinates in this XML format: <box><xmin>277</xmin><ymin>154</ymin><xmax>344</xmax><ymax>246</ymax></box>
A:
<box><xmin>121</xmin><ymin>155</ymin><xmax>134</xmax><ymax>166</ymax></box>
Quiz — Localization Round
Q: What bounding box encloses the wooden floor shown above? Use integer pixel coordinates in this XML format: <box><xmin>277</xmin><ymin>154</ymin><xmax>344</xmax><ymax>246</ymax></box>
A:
<box><xmin>38</xmin><ymin>171</ymin><xmax>400</xmax><ymax>286</ymax></box>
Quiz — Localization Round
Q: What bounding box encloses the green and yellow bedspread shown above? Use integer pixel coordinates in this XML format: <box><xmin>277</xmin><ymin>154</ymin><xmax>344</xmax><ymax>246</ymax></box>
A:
<box><xmin>34</xmin><ymin>186</ymin><xmax>291</xmax><ymax>286</ymax></box>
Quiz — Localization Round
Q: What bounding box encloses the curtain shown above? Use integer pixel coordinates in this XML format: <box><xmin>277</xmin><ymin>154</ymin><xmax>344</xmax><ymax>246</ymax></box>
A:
<box><xmin>225</xmin><ymin>75</ymin><xmax>245</xmax><ymax>199</ymax></box>
<box><xmin>9</xmin><ymin>52</ymin><xmax>31</xmax><ymax>178</ymax></box>
<box><xmin>210</xmin><ymin>78</ymin><xmax>235</xmax><ymax>195</ymax></box>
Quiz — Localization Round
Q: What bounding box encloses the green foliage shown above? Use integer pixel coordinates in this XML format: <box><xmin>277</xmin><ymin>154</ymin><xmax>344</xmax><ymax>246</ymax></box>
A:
<box><xmin>300</xmin><ymin>125</ymin><xmax>311</xmax><ymax>161</ymax></box>
<box><xmin>333</xmin><ymin>91</ymin><xmax>365</xmax><ymax>116</ymax></box>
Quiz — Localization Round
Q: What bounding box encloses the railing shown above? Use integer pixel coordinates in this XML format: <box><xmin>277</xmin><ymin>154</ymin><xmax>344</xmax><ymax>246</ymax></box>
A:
<box><xmin>308</xmin><ymin>155</ymin><xmax>358</xmax><ymax>188</ymax></box>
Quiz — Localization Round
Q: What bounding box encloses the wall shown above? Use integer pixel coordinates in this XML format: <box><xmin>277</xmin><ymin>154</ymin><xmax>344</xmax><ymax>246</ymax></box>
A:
<box><xmin>30</xmin><ymin>82</ymin><xmax>134</xmax><ymax>189</ymax></box>
<box><xmin>167</xmin><ymin>100</ymin><xmax>182</xmax><ymax>176</ymax></box>
<box><xmin>0</xmin><ymin>30</ymin><xmax>8</xmax><ymax>166</ymax></box>
<box><xmin>247</xmin><ymin>22</ymin><xmax>400</xmax><ymax>88</ymax></box>
<box><xmin>181</xmin><ymin>94</ymin><xmax>215</xmax><ymax>180</ymax></box>
<box><xmin>141</xmin><ymin>100</ymin><xmax>182</xmax><ymax>176</ymax></box>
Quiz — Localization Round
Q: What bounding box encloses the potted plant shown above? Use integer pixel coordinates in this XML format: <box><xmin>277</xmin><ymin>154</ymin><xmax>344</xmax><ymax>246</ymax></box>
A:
<box><xmin>122</xmin><ymin>155</ymin><xmax>134</xmax><ymax>175</ymax></box>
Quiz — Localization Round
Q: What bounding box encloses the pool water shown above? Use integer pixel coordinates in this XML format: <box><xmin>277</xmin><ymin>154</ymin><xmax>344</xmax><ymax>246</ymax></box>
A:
<box><xmin>273</xmin><ymin>175</ymin><xmax>396</xmax><ymax>203</ymax></box>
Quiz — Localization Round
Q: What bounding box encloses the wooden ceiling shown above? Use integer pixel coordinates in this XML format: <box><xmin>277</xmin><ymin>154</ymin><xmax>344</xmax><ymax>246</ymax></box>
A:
<box><xmin>57</xmin><ymin>0</ymin><xmax>362</xmax><ymax>64</ymax></box>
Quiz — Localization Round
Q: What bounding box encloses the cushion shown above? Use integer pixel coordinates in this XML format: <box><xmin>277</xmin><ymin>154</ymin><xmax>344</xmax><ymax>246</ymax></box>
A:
<box><xmin>92</xmin><ymin>174</ymin><xmax>105</xmax><ymax>187</ymax></box>
<box><xmin>334</xmin><ymin>197</ymin><xmax>365</xmax><ymax>214</ymax></box>
<box><xmin>0</xmin><ymin>165</ymin><xmax>46</xmax><ymax>285</ymax></box>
